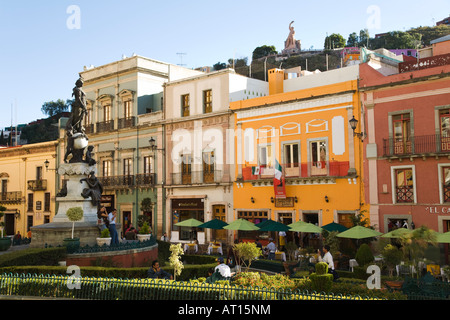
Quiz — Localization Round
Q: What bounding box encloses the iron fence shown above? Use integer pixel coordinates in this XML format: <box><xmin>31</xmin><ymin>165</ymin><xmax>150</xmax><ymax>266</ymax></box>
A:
<box><xmin>0</xmin><ymin>273</ymin><xmax>376</xmax><ymax>300</ymax></box>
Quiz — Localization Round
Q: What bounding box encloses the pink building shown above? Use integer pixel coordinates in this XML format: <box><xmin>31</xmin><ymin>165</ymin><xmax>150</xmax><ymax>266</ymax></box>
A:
<box><xmin>359</xmin><ymin>35</ymin><xmax>450</xmax><ymax>262</ymax></box>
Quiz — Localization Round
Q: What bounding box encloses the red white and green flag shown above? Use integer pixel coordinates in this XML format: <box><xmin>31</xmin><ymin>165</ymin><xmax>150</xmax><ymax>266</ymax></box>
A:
<box><xmin>274</xmin><ymin>159</ymin><xmax>282</xmax><ymax>185</ymax></box>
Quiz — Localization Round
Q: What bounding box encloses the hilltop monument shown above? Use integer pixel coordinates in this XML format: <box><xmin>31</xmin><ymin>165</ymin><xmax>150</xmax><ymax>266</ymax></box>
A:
<box><xmin>282</xmin><ymin>21</ymin><xmax>301</xmax><ymax>55</ymax></box>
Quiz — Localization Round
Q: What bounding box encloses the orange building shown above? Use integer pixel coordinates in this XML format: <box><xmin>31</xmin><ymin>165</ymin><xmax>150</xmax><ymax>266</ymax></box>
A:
<box><xmin>230</xmin><ymin>66</ymin><xmax>368</xmax><ymax>246</ymax></box>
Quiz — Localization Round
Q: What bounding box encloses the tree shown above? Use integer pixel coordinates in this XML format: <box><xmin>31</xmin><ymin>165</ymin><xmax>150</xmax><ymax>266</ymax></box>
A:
<box><xmin>252</xmin><ymin>45</ymin><xmax>277</xmax><ymax>60</ymax></box>
<box><xmin>346</xmin><ymin>32</ymin><xmax>359</xmax><ymax>47</ymax></box>
<box><xmin>324</xmin><ymin>33</ymin><xmax>345</xmax><ymax>50</ymax></box>
<box><xmin>233</xmin><ymin>242</ymin><xmax>262</xmax><ymax>272</ymax></box>
<box><xmin>41</xmin><ymin>99</ymin><xmax>73</xmax><ymax>117</ymax></box>
<box><xmin>213</xmin><ymin>62</ymin><xmax>227</xmax><ymax>71</ymax></box>
<box><xmin>169</xmin><ymin>243</ymin><xmax>184</xmax><ymax>281</ymax></box>
<box><xmin>358</xmin><ymin>29</ymin><xmax>370</xmax><ymax>48</ymax></box>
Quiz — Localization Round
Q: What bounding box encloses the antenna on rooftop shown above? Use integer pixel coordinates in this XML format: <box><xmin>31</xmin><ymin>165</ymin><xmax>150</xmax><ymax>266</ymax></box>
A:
<box><xmin>176</xmin><ymin>52</ymin><xmax>187</xmax><ymax>66</ymax></box>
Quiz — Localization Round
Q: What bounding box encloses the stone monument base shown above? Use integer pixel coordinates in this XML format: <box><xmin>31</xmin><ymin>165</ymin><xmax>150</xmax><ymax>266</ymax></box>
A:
<box><xmin>30</xmin><ymin>221</ymin><xmax>121</xmax><ymax>249</ymax></box>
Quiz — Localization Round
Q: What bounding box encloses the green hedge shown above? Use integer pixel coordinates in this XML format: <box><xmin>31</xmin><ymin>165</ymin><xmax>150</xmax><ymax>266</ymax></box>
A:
<box><xmin>0</xmin><ymin>247</ymin><xmax>67</xmax><ymax>267</ymax></box>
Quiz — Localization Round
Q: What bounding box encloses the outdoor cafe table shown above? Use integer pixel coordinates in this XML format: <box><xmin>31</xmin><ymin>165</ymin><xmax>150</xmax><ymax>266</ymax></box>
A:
<box><xmin>184</xmin><ymin>243</ymin><xmax>198</xmax><ymax>253</ymax></box>
<box><xmin>275</xmin><ymin>251</ymin><xmax>286</xmax><ymax>262</ymax></box>
<box><xmin>207</xmin><ymin>242</ymin><xmax>223</xmax><ymax>255</ymax></box>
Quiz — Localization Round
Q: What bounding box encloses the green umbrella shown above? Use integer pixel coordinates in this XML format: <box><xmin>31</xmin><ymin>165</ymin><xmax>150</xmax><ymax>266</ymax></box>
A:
<box><xmin>255</xmin><ymin>219</ymin><xmax>291</xmax><ymax>232</ymax></box>
<box><xmin>381</xmin><ymin>228</ymin><xmax>413</xmax><ymax>239</ymax></box>
<box><xmin>198</xmin><ymin>219</ymin><xmax>228</xmax><ymax>230</ymax></box>
<box><xmin>336</xmin><ymin>226</ymin><xmax>382</xmax><ymax>239</ymax></box>
<box><xmin>223</xmin><ymin>219</ymin><xmax>260</xmax><ymax>231</ymax></box>
<box><xmin>436</xmin><ymin>231</ymin><xmax>450</xmax><ymax>243</ymax></box>
<box><xmin>287</xmin><ymin>220</ymin><xmax>307</xmax><ymax>228</ymax></box>
<box><xmin>322</xmin><ymin>222</ymin><xmax>348</xmax><ymax>233</ymax></box>
<box><xmin>289</xmin><ymin>222</ymin><xmax>322</xmax><ymax>233</ymax></box>
<box><xmin>174</xmin><ymin>218</ymin><xmax>203</xmax><ymax>227</ymax></box>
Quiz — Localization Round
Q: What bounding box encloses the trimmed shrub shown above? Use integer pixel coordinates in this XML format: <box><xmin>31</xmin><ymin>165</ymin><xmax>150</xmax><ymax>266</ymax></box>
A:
<box><xmin>355</xmin><ymin>243</ymin><xmax>374</xmax><ymax>266</ymax></box>
<box><xmin>0</xmin><ymin>247</ymin><xmax>67</xmax><ymax>267</ymax></box>
<box><xmin>310</xmin><ymin>262</ymin><xmax>333</xmax><ymax>293</ymax></box>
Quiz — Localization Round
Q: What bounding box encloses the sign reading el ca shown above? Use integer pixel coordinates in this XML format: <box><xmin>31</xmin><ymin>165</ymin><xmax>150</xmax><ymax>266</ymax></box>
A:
<box><xmin>426</xmin><ymin>207</ymin><xmax>450</xmax><ymax>214</ymax></box>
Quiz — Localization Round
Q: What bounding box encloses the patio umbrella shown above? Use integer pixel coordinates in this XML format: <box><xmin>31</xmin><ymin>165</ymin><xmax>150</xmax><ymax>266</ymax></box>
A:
<box><xmin>287</xmin><ymin>220</ymin><xmax>307</xmax><ymax>228</ymax></box>
<box><xmin>198</xmin><ymin>219</ymin><xmax>228</xmax><ymax>230</ymax></box>
<box><xmin>223</xmin><ymin>219</ymin><xmax>260</xmax><ymax>231</ymax></box>
<box><xmin>381</xmin><ymin>228</ymin><xmax>413</xmax><ymax>239</ymax></box>
<box><xmin>322</xmin><ymin>222</ymin><xmax>348</xmax><ymax>233</ymax></box>
<box><xmin>174</xmin><ymin>218</ymin><xmax>203</xmax><ymax>227</ymax></box>
<box><xmin>336</xmin><ymin>225</ymin><xmax>382</xmax><ymax>239</ymax></box>
<box><xmin>436</xmin><ymin>231</ymin><xmax>450</xmax><ymax>243</ymax></box>
<box><xmin>255</xmin><ymin>219</ymin><xmax>291</xmax><ymax>232</ymax></box>
<box><xmin>289</xmin><ymin>222</ymin><xmax>322</xmax><ymax>233</ymax></box>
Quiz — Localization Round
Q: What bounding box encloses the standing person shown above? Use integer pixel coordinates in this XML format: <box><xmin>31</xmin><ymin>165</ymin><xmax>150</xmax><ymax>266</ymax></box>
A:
<box><xmin>318</xmin><ymin>245</ymin><xmax>339</xmax><ymax>281</ymax></box>
<box><xmin>97</xmin><ymin>205</ymin><xmax>109</xmax><ymax>231</ymax></box>
<box><xmin>279</xmin><ymin>231</ymin><xmax>286</xmax><ymax>251</ymax></box>
<box><xmin>160</xmin><ymin>232</ymin><xmax>169</xmax><ymax>242</ymax></box>
<box><xmin>108</xmin><ymin>208</ymin><xmax>119</xmax><ymax>245</ymax></box>
<box><xmin>266</xmin><ymin>238</ymin><xmax>277</xmax><ymax>260</ymax></box>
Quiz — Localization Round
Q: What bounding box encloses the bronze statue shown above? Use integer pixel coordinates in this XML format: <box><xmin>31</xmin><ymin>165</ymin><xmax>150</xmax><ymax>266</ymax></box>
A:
<box><xmin>80</xmin><ymin>171</ymin><xmax>103</xmax><ymax>207</ymax></box>
<box><xmin>70</xmin><ymin>77</ymin><xmax>87</xmax><ymax>134</ymax></box>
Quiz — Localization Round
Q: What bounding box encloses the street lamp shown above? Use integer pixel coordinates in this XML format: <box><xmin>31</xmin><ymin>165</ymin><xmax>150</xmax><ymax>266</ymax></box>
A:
<box><xmin>349</xmin><ymin>116</ymin><xmax>365</xmax><ymax>141</ymax></box>
<box><xmin>149</xmin><ymin>137</ymin><xmax>165</xmax><ymax>154</ymax></box>
<box><xmin>44</xmin><ymin>159</ymin><xmax>56</xmax><ymax>171</ymax></box>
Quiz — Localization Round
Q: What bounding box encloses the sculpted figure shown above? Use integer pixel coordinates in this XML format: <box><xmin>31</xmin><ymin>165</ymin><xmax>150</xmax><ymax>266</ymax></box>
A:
<box><xmin>80</xmin><ymin>171</ymin><xmax>103</xmax><ymax>207</ymax></box>
<box><xmin>70</xmin><ymin>77</ymin><xmax>87</xmax><ymax>134</ymax></box>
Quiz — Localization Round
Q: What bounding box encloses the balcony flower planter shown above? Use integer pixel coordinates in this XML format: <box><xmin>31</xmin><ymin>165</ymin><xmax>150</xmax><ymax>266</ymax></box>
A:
<box><xmin>0</xmin><ymin>237</ymin><xmax>11</xmax><ymax>251</ymax></box>
<box><xmin>96</xmin><ymin>237</ymin><xmax>112</xmax><ymax>246</ymax></box>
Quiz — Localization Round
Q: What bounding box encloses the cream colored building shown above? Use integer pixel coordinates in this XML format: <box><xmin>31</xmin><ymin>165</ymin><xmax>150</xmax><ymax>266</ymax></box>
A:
<box><xmin>0</xmin><ymin>141</ymin><xmax>58</xmax><ymax>236</ymax></box>
<box><xmin>163</xmin><ymin>68</ymin><xmax>268</xmax><ymax>244</ymax></box>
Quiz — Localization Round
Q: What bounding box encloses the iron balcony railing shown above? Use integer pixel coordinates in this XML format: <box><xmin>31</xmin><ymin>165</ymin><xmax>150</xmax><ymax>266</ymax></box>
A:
<box><xmin>99</xmin><ymin>175</ymin><xmax>134</xmax><ymax>188</ymax></box>
<box><xmin>171</xmin><ymin>170</ymin><xmax>224</xmax><ymax>185</ymax></box>
<box><xmin>96</xmin><ymin>120</ymin><xmax>114</xmax><ymax>133</ymax></box>
<box><xmin>27</xmin><ymin>179</ymin><xmax>47</xmax><ymax>191</ymax></box>
<box><xmin>118</xmin><ymin>117</ymin><xmax>135</xmax><ymax>129</ymax></box>
<box><xmin>382</xmin><ymin>134</ymin><xmax>450</xmax><ymax>157</ymax></box>
<box><xmin>0</xmin><ymin>191</ymin><xmax>22</xmax><ymax>203</ymax></box>
<box><xmin>135</xmin><ymin>173</ymin><xmax>156</xmax><ymax>186</ymax></box>
<box><xmin>242</xmin><ymin>161</ymin><xmax>350</xmax><ymax>181</ymax></box>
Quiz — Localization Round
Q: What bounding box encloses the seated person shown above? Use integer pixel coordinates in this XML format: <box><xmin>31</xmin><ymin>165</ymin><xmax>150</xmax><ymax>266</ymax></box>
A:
<box><xmin>147</xmin><ymin>260</ymin><xmax>173</xmax><ymax>280</ymax></box>
<box><xmin>125</xmin><ymin>227</ymin><xmax>137</xmax><ymax>240</ymax></box>
<box><xmin>206</xmin><ymin>258</ymin><xmax>232</xmax><ymax>283</ymax></box>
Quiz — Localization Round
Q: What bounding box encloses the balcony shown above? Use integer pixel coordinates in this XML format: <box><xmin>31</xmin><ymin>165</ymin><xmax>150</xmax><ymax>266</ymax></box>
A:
<box><xmin>398</xmin><ymin>53</ymin><xmax>450</xmax><ymax>73</ymax></box>
<box><xmin>0</xmin><ymin>191</ymin><xmax>22</xmax><ymax>204</ymax></box>
<box><xmin>99</xmin><ymin>175</ymin><xmax>134</xmax><ymax>189</ymax></box>
<box><xmin>135</xmin><ymin>173</ymin><xmax>156</xmax><ymax>186</ymax></box>
<box><xmin>84</xmin><ymin>123</ymin><xmax>94</xmax><ymax>134</ymax></box>
<box><xmin>382</xmin><ymin>134</ymin><xmax>450</xmax><ymax>157</ymax></box>
<box><xmin>96</xmin><ymin>120</ymin><xmax>114</xmax><ymax>133</ymax></box>
<box><xmin>118</xmin><ymin>117</ymin><xmax>135</xmax><ymax>129</ymax></box>
<box><xmin>242</xmin><ymin>161</ymin><xmax>351</xmax><ymax>182</ymax></box>
<box><xmin>27</xmin><ymin>179</ymin><xmax>47</xmax><ymax>191</ymax></box>
<box><xmin>171</xmin><ymin>170</ymin><xmax>224</xmax><ymax>185</ymax></box>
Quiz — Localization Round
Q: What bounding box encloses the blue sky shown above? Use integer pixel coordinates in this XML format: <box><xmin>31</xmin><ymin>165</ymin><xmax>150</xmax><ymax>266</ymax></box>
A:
<box><xmin>0</xmin><ymin>0</ymin><xmax>449</xmax><ymax>130</ymax></box>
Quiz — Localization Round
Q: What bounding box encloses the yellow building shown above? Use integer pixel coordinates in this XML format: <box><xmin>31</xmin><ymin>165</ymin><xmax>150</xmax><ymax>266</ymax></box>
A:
<box><xmin>231</xmin><ymin>66</ymin><xmax>368</xmax><ymax>245</ymax></box>
<box><xmin>0</xmin><ymin>141</ymin><xmax>58</xmax><ymax>237</ymax></box>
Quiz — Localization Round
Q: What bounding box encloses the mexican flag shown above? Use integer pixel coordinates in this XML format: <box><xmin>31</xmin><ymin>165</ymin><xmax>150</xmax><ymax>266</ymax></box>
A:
<box><xmin>273</xmin><ymin>159</ymin><xmax>282</xmax><ymax>186</ymax></box>
<box><xmin>252</xmin><ymin>166</ymin><xmax>260</xmax><ymax>175</ymax></box>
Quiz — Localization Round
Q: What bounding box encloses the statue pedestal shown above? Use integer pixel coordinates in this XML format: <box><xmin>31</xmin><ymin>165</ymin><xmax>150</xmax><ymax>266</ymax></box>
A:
<box><xmin>53</xmin><ymin>162</ymin><xmax>98</xmax><ymax>223</ymax></box>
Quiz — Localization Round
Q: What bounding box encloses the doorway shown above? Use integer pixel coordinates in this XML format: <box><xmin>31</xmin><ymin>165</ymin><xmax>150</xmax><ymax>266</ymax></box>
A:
<box><xmin>5</xmin><ymin>214</ymin><xmax>14</xmax><ymax>236</ymax></box>
<box><xmin>212</xmin><ymin>205</ymin><xmax>226</xmax><ymax>242</ymax></box>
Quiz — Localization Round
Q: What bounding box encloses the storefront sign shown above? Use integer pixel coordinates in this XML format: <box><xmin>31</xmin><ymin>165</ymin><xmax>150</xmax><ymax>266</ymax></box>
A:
<box><xmin>172</xmin><ymin>198</ymin><xmax>204</xmax><ymax>210</ymax></box>
<box><xmin>275</xmin><ymin>197</ymin><xmax>294</xmax><ymax>207</ymax></box>
<box><xmin>426</xmin><ymin>206</ymin><xmax>450</xmax><ymax>214</ymax></box>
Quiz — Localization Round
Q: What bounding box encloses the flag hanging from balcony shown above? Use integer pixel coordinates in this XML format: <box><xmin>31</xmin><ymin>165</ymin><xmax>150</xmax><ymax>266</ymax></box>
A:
<box><xmin>273</xmin><ymin>159</ymin><xmax>286</xmax><ymax>198</ymax></box>
<box><xmin>252</xmin><ymin>166</ymin><xmax>260</xmax><ymax>175</ymax></box>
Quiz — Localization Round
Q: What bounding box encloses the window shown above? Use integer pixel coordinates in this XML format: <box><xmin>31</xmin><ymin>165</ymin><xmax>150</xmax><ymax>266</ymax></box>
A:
<box><xmin>123</xmin><ymin>158</ymin><xmax>132</xmax><ymax>176</ymax></box>
<box><xmin>102</xmin><ymin>160</ymin><xmax>112</xmax><ymax>177</ymax></box>
<box><xmin>283</xmin><ymin>143</ymin><xmax>299</xmax><ymax>168</ymax></box>
<box><xmin>181</xmin><ymin>154</ymin><xmax>192</xmax><ymax>184</ymax></box>
<box><xmin>310</xmin><ymin>140</ymin><xmax>327</xmax><ymax>175</ymax></box>
<box><xmin>395</xmin><ymin>168</ymin><xmax>414</xmax><ymax>203</ymax></box>
<box><xmin>442</xmin><ymin>166</ymin><xmax>450</xmax><ymax>203</ymax></box>
<box><xmin>440</xmin><ymin>109</ymin><xmax>450</xmax><ymax>151</ymax></box>
<box><xmin>36</xmin><ymin>166</ymin><xmax>43</xmax><ymax>180</ymax></box>
<box><xmin>258</xmin><ymin>144</ymin><xmax>273</xmax><ymax>168</ymax></box>
<box><xmin>203</xmin><ymin>90</ymin><xmax>212</xmax><ymax>113</ymax></box>
<box><xmin>143</xmin><ymin>156</ymin><xmax>152</xmax><ymax>174</ymax></box>
<box><xmin>104</xmin><ymin>104</ymin><xmax>111</xmax><ymax>122</ymax></box>
<box><xmin>85</xmin><ymin>108</ymin><xmax>92</xmax><ymax>125</ymax></box>
<box><xmin>27</xmin><ymin>193</ymin><xmax>33</xmax><ymax>212</ymax></box>
<box><xmin>393</xmin><ymin>113</ymin><xmax>411</xmax><ymax>154</ymax></box>
<box><xmin>124</xmin><ymin>100</ymin><xmax>132</xmax><ymax>119</ymax></box>
<box><xmin>181</xmin><ymin>94</ymin><xmax>190</xmax><ymax>117</ymax></box>
<box><xmin>44</xmin><ymin>192</ymin><xmax>51</xmax><ymax>212</ymax></box>
<box><xmin>203</xmin><ymin>151</ymin><xmax>215</xmax><ymax>183</ymax></box>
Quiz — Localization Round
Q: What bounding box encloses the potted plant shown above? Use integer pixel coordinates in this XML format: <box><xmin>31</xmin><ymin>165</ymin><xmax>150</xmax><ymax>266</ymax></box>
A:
<box><xmin>137</xmin><ymin>221</ymin><xmax>151</xmax><ymax>242</ymax></box>
<box><xmin>63</xmin><ymin>207</ymin><xmax>83</xmax><ymax>253</ymax></box>
<box><xmin>0</xmin><ymin>206</ymin><xmax>11</xmax><ymax>251</ymax></box>
<box><xmin>96</xmin><ymin>227</ymin><xmax>111</xmax><ymax>246</ymax></box>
